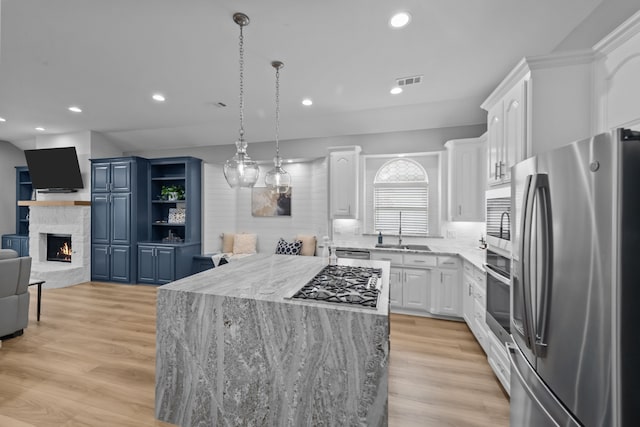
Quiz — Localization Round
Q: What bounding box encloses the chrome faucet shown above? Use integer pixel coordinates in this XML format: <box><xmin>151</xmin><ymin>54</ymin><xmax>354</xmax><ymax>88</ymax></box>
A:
<box><xmin>398</xmin><ymin>211</ymin><xmax>402</xmax><ymax>245</ymax></box>
<box><xmin>499</xmin><ymin>211</ymin><xmax>510</xmax><ymax>239</ymax></box>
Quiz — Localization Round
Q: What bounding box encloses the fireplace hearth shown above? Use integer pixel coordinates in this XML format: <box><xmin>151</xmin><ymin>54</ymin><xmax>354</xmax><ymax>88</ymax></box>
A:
<box><xmin>47</xmin><ymin>234</ymin><xmax>72</xmax><ymax>263</ymax></box>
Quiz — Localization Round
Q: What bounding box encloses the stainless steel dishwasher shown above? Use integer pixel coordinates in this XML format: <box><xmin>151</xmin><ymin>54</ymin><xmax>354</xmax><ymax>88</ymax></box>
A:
<box><xmin>334</xmin><ymin>249</ymin><xmax>371</xmax><ymax>260</ymax></box>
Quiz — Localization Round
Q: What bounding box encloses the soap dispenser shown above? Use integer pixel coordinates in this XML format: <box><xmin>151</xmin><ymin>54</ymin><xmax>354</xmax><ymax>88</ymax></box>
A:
<box><xmin>377</xmin><ymin>231</ymin><xmax>383</xmax><ymax>245</ymax></box>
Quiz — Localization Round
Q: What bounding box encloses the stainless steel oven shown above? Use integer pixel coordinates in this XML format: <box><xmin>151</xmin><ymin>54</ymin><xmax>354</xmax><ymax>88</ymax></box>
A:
<box><xmin>485</xmin><ymin>249</ymin><xmax>511</xmax><ymax>345</ymax></box>
<box><xmin>486</xmin><ymin>186</ymin><xmax>511</xmax><ymax>254</ymax></box>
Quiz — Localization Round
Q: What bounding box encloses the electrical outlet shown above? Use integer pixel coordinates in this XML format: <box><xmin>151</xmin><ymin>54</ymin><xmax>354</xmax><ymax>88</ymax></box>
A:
<box><xmin>446</xmin><ymin>230</ymin><xmax>457</xmax><ymax>239</ymax></box>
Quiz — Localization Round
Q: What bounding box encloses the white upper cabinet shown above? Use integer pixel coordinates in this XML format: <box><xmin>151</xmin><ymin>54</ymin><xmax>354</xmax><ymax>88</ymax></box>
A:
<box><xmin>482</xmin><ymin>51</ymin><xmax>594</xmax><ymax>175</ymax></box>
<box><xmin>593</xmin><ymin>11</ymin><xmax>640</xmax><ymax>132</ymax></box>
<box><xmin>445</xmin><ymin>135</ymin><xmax>487</xmax><ymax>221</ymax></box>
<box><xmin>329</xmin><ymin>146</ymin><xmax>361</xmax><ymax>219</ymax></box>
<box><xmin>483</xmin><ymin>77</ymin><xmax>527</xmax><ymax>186</ymax></box>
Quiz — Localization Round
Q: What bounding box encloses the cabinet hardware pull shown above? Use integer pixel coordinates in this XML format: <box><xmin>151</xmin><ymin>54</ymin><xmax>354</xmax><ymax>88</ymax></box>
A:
<box><xmin>458</xmin><ymin>205</ymin><xmax>462</xmax><ymax>215</ymax></box>
<box><xmin>441</xmin><ymin>272</ymin><xmax>444</xmax><ymax>282</ymax></box>
<box><xmin>413</xmin><ymin>260</ymin><xmax>426</xmax><ymax>263</ymax></box>
<box><xmin>494</xmin><ymin>162</ymin><xmax>499</xmax><ymax>179</ymax></box>
<box><xmin>499</xmin><ymin>161</ymin><xmax>505</xmax><ymax>178</ymax></box>
<box><xmin>469</xmin><ymin>284</ymin><xmax>472</xmax><ymax>296</ymax></box>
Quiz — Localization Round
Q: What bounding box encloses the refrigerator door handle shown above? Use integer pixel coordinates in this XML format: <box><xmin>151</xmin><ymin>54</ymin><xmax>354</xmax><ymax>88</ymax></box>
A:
<box><xmin>534</xmin><ymin>175</ymin><xmax>553</xmax><ymax>357</ymax></box>
<box><xmin>519</xmin><ymin>174</ymin><xmax>537</xmax><ymax>349</ymax></box>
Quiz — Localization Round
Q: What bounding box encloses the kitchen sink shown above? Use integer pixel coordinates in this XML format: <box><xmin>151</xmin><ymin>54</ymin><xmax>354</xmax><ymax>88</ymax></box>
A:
<box><xmin>374</xmin><ymin>243</ymin><xmax>431</xmax><ymax>251</ymax></box>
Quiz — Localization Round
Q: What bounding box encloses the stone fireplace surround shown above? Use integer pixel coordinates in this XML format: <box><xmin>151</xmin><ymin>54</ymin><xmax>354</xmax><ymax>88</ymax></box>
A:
<box><xmin>22</xmin><ymin>201</ymin><xmax>91</xmax><ymax>289</ymax></box>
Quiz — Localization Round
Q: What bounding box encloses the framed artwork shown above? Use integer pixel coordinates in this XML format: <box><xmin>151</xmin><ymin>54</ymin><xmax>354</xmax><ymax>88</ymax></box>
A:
<box><xmin>251</xmin><ymin>187</ymin><xmax>292</xmax><ymax>217</ymax></box>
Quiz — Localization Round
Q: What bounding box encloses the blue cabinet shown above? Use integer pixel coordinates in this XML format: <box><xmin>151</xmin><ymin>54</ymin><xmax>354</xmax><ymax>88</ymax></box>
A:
<box><xmin>1</xmin><ymin>235</ymin><xmax>28</xmax><ymax>257</ymax></box>
<box><xmin>137</xmin><ymin>243</ymin><xmax>200</xmax><ymax>285</ymax></box>
<box><xmin>92</xmin><ymin>161</ymin><xmax>132</xmax><ymax>193</ymax></box>
<box><xmin>1</xmin><ymin>167</ymin><xmax>32</xmax><ymax>257</ymax></box>
<box><xmin>137</xmin><ymin>245</ymin><xmax>176</xmax><ymax>284</ymax></box>
<box><xmin>90</xmin><ymin>157</ymin><xmax>148</xmax><ymax>283</ymax></box>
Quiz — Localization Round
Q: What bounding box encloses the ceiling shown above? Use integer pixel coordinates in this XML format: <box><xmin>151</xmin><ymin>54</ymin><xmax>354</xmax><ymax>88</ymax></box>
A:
<box><xmin>0</xmin><ymin>0</ymin><xmax>604</xmax><ymax>152</ymax></box>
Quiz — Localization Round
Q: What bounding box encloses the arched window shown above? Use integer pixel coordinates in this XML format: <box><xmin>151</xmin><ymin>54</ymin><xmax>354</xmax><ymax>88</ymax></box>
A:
<box><xmin>374</xmin><ymin>158</ymin><xmax>429</xmax><ymax>235</ymax></box>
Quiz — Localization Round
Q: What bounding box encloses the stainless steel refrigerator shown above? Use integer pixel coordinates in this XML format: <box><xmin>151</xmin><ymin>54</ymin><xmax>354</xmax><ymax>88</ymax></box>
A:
<box><xmin>509</xmin><ymin>128</ymin><xmax>640</xmax><ymax>426</ymax></box>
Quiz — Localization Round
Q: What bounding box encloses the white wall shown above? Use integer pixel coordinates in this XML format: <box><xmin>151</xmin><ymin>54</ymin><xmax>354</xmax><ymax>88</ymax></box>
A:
<box><xmin>0</xmin><ymin>141</ymin><xmax>27</xmax><ymax>235</ymax></box>
<box><xmin>202</xmin><ymin>159</ymin><xmax>328</xmax><ymax>254</ymax></box>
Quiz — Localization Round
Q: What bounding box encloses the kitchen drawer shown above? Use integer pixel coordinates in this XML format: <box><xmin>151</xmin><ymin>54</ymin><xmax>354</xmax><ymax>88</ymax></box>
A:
<box><xmin>437</xmin><ymin>256</ymin><xmax>460</xmax><ymax>269</ymax></box>
<box><xmin>463</xmin><ymin>260</ymin><xmax>474</xmax><ymax>275</ymax></box>
<box><xmin>474</xmin><ymin>267</ymin><xmax>486</xmax><ymax>285</ymax></box>
<box><xmin>370</xmin><ymin>251</ymin><xmax>403</xmax><ymax>266</ymax></box>
<box><xmin>403</xmin><ymin>254</ymin><xmax>437</xmax><ymax>268</ymax></box>
<box><xmin>487</xmin><ymin>329</ymin><xmax>511</xmax><ymax>394</ymax></box>
<box><xmin>472</xmin><ymin>281</ymin><xmax>486</xmax><ymax>305</ymax></box>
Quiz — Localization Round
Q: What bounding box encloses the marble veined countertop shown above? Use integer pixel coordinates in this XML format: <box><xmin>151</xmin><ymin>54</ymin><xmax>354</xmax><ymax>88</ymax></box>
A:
<box><xmin>159</xmin><ymin>253</ymin><xmax>390</xmax><ymax>316</ymax></box>
<box><xmin>334</xmin><ymin>242</ymin><xmax>487</xmax><ymax>271</ymax></box>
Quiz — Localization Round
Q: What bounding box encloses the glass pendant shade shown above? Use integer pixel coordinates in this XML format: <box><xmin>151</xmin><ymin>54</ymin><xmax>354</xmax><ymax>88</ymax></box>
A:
<box><xmin>265</xmin><ymin>155</ymin><xmax>291</xmax><ymax>194</ymax></box>
<box><xmin>223</xmin><ymin>138</ymin><xmax>259</xmax><ymax>187</ymax></box>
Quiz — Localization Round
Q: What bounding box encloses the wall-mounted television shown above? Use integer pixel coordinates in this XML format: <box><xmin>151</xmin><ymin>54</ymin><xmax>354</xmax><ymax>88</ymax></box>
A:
<box><xmin>24</xmin><ymin>147</ymin><xmax>84</xmax><ymax>192</ymax></box>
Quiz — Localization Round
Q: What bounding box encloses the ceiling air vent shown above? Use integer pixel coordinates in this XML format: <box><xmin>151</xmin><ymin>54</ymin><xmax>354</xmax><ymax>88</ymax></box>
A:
<box><xmin>396</xmin><ymin>75</ymin><xmax>423</xmax><ymax>87</ymax></box>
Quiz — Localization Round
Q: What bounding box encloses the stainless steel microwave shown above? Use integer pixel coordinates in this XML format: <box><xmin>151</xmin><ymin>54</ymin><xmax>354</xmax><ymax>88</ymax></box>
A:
<box><xmin>485</xmin><ymin>186</ymin><xmax>511</xmax><ymax>254</ymax></box>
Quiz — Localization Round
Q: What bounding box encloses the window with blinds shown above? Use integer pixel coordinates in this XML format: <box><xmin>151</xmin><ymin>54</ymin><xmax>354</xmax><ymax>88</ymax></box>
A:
<box><xmin>374</xmin><ymin>159</ymin><xmax>429</xmax><ymax>235</ymax></box>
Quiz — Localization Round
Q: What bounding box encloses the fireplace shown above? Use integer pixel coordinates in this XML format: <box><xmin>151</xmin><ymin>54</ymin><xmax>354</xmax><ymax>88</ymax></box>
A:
<box><xmin>47</xmin><ymin>234</ymin><xmax>72</xmax><ymax>263</ymax></box>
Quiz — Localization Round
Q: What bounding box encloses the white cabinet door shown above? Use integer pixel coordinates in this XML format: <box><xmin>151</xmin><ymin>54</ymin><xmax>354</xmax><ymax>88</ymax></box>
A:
<box><xmin>388</xmin><ymin>267</ymin><xmax>403</xmax><ymax>307</ymax></box>
<box><xmin>329</xmin><ymin>149</ymin><xmax>359</xmax><ymax>218</ymax></box>
<box><xmin>446</xmin><ymin>137</ymin><xmax>486</xmax><ymax>222</ymax></box>
<box><xmin>502</xmin><ymin>81</ymin><xmax>527</xmax><ymax>183</ymax></box>
<box><xmin>486</xmin><ymin>78</ymin><xmax>527</xmax><ymax>187</ymax></box>
<box><xmin>402</xmin><ymin>268</ymin><xmax>430</xmax><ymax>311</ymax></box>
<box><xmin>487</xmin><ymin>103</ymin><xmax>503</xmax><ymax>186</ymax></box>
<box><xmin>432</xmin><ymin>268</ymin><xmax>461</xmax><ymax>316</ymax></box>
<box><xmin>462</xmin><ymin>272</ymin><xmax>475</xmax><ymax>326</ymax></box>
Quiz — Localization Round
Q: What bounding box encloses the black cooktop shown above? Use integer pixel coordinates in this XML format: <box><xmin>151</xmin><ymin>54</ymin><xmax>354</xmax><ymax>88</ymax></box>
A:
<box><xmin>291</xmin><ymin>265</ymin><xmax>382</xmax><ymax>308</ymax></box>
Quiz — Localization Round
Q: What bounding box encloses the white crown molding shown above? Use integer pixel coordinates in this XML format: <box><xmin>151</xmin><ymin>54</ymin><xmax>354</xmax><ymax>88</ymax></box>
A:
<box><xmin>481</xmin><ymin>49</ymin><xmax>595</xmax><ymax>111</ymax></box>
<box><xmin>593</xmin><ymin>9</ymin><xmax>640</xmax><ymax>55</ymax></box>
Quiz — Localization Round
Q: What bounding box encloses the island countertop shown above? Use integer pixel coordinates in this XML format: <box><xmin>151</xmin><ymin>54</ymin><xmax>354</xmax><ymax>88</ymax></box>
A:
<box><xmin>156</xmin><ymin>253</ymin><xmax>390</xmax><ymax>426</ymax></box>
<box><xmin>159</xmin><ymin>253</ymin><xmax>390</xmax><ymax>316</ymax></box>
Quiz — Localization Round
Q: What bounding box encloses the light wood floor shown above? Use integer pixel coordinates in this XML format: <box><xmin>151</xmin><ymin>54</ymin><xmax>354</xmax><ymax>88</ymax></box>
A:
<box><xmin>0</xmin><ymin>283</ymin><xmax>509</xmax><ymax>426</ymax></box>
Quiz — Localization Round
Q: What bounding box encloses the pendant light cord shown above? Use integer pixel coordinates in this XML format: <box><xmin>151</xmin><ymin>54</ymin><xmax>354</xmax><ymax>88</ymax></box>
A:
<box><xmin>275</xmin><ymin>66</ymin><xmax>280</xmax><ymax>158</ymax></box>
<box><xmin>238</xmin><ymin>23</ymin><xmax>245</xmax><ymax>140</ymax></box>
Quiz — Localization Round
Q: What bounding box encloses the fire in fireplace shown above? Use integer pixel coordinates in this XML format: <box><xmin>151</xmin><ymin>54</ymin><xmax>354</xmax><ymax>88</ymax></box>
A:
<box><xmin>47</xmin><ymin>234</ymin><xmax>72</xmax><ymax>263</ymax></box>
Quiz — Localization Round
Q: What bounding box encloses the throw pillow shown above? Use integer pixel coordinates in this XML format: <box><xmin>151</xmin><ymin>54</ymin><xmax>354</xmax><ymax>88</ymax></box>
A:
<box><xmin>233</xmin><ymin>233</ymin><xmax>257</xmax><ymax>254</ymax></box>
<box><xmin>275</xmin><ymin>238</ymin><xmax>302</xmax><ymax>255</ymax></box>
<box><xmin>295</xmin><ymin>234</ymin><xmax>317</xmax><ymax>256</ymax></box>
<box><xmin>222</xmin><ymin>233</ymin><xmax>235</xmax><ymax>253</ymax></box>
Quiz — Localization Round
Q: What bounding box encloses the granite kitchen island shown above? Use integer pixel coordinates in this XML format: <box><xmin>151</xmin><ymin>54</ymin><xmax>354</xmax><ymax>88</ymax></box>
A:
<box><xmin>155</xmin><ymin>253</ymin><xmax>389</xmax><ymax>427</ymax></box>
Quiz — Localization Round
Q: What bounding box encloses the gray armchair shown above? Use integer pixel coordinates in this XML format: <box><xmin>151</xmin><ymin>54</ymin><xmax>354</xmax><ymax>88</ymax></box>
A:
<box><xmin>0</xmin><ymin>249</ymin><xmax>32</xmax><ymax>339</ymax></box>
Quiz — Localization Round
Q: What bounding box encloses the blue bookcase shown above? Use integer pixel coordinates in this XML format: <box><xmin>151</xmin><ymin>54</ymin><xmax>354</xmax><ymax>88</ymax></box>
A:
<box><xmin>137</xmin><ymin>157</ymin><xmax>202</xmax><ymax>285</ymax></box>
<box><xmin>1</xmin><ymin>167</ymin><xmax>32</xmax><ymax>256</ymax></box>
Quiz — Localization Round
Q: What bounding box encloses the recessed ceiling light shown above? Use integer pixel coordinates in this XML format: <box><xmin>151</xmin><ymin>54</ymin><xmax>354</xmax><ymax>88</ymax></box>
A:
<box><xmin>35</xmin><ymin>127</ymin><xmax>45</xmax><ymax>131</ymax></box>
<box><xmin>0</xmin><ymin>117</ymin><xmax>6</xmax><ymax>122</ymax></box>
<box><xmin>390</xmin><ymin>12</ymin><xmax>411</xmax><ymax>28</ymax></box>
<box><xmin>302</xmin><ymin>98</ymin><xmax>313</xmax><ymax>106</ymax></box>
<box><xmin>152</xmin><ymin>93</ymin><xmax>166</xmax><ymax>102</ymax></box>
<box><xmin>390</xmin><ymin>86</ymin><xmax>403</xmax><ymax>95</ymax></box>
<box><xmin>68</xmin><ymin>106</ymin><xmax>82</xmax><ymax>113</ymax></box>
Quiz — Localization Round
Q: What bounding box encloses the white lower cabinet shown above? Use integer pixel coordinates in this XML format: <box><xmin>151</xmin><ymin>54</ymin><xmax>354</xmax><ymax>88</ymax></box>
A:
<box><xmin>462</xmin><ymin>261</ymin><xmax>490</xmax><ymax>354</ymax></box>
<box><xmin>388</xmin><ymin>267</ymin><xmax>403</xmax><ymax>306</ymax></box>
<box><xmin>431</xmin><ymin>268</ymin><xmax>460</xmax><ymax>316</ymax></box>
<box><xmin>372</xmin><ymin>251</ymin><xmax>460</xmax><ymax>318</ymax></box>
<box><xmin>402</xmin><ymin>268</ymin><xmax>431</xmax><ymax>311</ymax></box>
<box><xmin>487</xmin><ymin>327</ymin><xmax>511</xmax><ymax>395</ymax></box>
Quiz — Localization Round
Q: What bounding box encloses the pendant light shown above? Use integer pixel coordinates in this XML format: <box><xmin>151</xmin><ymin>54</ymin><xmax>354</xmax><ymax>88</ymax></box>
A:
<box><xmin>223</xmin><ymin>12</ymin><xmax>260</xmax><ymax>188</ymax></box>
<box><xmin>265</xmin><ymin>60</ymin><xmax>291</xmax><ymax>193</ymax></box>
